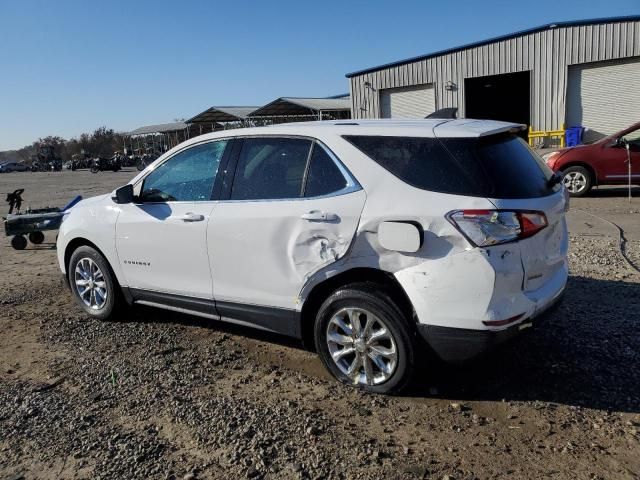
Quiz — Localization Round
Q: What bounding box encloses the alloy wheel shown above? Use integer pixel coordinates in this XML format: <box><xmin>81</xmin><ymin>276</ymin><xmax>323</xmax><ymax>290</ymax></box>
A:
<box><xmin>74</xmin><ymin>257</ymin><xmax>108</xmax><ymax>310</ymax></box>
<box><xmin>326</xmin><ymin>307</ymin><xmax>398</xmax><ymax>386</ymax></box>
<box><xmin>563</xmin><ymin>171</ymin><xmax>587</xmax><ymax>194</ymax></box>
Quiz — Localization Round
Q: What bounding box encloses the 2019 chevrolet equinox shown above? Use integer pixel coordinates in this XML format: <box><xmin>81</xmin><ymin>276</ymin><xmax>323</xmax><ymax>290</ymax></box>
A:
<box><xmin>57</xmin><ymin>119</ymin><xmax>568</xmax><ymax>393</ymax></box>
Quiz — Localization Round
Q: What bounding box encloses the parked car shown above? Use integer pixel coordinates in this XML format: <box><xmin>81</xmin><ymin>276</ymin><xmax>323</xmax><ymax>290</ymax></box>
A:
<box><xmin>0</xmin><ymin>161</ymin><xmax>29</xmax><ymax>173</ymax></box>
<box><xmin>543</xmin><ymin>121</ymin><xmax>640</xmax><ymax>196</ymax></box>
<box><xmin>57</xmin><ymin>120</ymin><xmax>568</xmax><ymax>393</ymax></box>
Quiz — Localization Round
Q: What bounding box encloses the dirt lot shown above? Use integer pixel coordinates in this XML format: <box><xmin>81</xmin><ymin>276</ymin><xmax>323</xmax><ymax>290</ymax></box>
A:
<box><xmin>1</xmin><ymin>170</ymin><xmax>639</xmax><ymax>480</ymax></box>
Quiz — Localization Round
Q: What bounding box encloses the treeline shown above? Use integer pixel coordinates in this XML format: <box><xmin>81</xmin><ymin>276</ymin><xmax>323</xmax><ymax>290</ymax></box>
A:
<box><xmin>0</xmin><ymin>127</ymin><xmax>126</xmax><ymax>164</ymax></box>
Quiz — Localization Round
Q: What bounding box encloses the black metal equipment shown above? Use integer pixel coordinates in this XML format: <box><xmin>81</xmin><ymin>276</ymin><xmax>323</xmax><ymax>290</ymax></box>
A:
<box><xmin>4</xmin><ymin>192</ymin><xmax>82</xmax><ymax>250</ymax></box>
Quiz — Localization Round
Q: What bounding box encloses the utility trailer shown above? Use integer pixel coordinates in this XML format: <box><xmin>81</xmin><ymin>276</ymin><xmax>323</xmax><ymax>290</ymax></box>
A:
<box><xmin>4</xmin><ymin>194</ymin><xmax>82</xmax><ymax>250</ymax></box>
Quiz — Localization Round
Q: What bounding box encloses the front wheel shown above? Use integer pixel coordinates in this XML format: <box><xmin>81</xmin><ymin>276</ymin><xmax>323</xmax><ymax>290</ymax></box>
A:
<box><xmin>11</xmin><ymin>235</ymin><xmax>27</xmax><ymax>250</ymax></box>
<box><xmin>68</xmin><ymin>246</ymin><xmax>122</xmax><ymax>320</ymax></box>
<box><xmin>562</xmin><ymin>166</ymin><xmax>592</xmax><ymax>197</ymax></box>
<box><xmin>314</xmin><ymin>283</ymin><xmax>415</xmax><ymax>394</ymax></box>
<box><xmin>90</xmin><ymin>165</ymin><xmax>99</xmax><ymax>173</ymax></box>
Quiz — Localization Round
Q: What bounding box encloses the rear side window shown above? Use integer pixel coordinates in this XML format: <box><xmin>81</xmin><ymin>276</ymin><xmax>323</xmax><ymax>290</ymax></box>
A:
<box><xmin>231</xmin><ymin>138</ymin><xmax>312</xmax><ymax>200</ymax></box>
<box><xmin>304</xmin><ymin>144</ymin><xmax>349</xmax><ymax>197</ymax></box>
<box><xmin>343</xmin><ymin>135</ymin><xmax>482</xmax><ymax>196</ymax></box>
<box><xmin>344</xmin><ymin>134</ymin><xmax>557</xmax><ymax>199</ymax></box>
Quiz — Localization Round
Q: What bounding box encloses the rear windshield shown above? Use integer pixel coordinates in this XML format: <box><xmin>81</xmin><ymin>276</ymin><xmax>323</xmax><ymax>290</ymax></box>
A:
<box><xmin>343</xmin><ymin>134</ymin><xmax>558</xmax><ymax>199</ymax></box>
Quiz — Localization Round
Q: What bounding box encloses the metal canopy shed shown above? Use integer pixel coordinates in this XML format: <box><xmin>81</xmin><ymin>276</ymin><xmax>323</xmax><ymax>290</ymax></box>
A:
<box><xmin>126</xmin><ymin>122</ymin><xmax>189</xmax><ymax>154</ymax></box>
<box><xmin>186</xmin><ymin>106</ymin><xmax>259</xmax><ymax>135</ymax></box>
<box><xmin>187</xmin><ymin>106</ymin><xmax>258</xmax><ymax>124</ymax></box>
<box><xmin>249</xmin><ymin>97</ymin><xmax>351</xmax><ymax>122</ymax></box>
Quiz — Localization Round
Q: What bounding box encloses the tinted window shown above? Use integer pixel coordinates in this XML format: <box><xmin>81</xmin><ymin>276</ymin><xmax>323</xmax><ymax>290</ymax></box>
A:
<box><xmin>140</xmin><ymin>140</ymin><xmax>227</xmax><ymax>202</ymax></box>
<box><xmin>622</xmin><ymin>127</ymin><xmax>640</xmax><ymax>150</ymax></box>
<box><xmin>344</xmin><ymin>134</ymin><xmax>557</xmax><ymax>199</ymax></box>
<box><xmin>343</xmin><ymin>135</ymin><xmax>482</xmax><ymax>195</ymax></box>
<box><xmin>440</xmin><ymin>135</ymin><xmax>556</xmax><ymax>198</ymax></box>
<box><xmin>304</xmin><ymin>144</ymin><xmax>349</xmax><ymax>197</ymax></box>
<box><xmin>231</xmin><ymin>138</ymin><xmax>312</xmax><ymax>200</ymax></box>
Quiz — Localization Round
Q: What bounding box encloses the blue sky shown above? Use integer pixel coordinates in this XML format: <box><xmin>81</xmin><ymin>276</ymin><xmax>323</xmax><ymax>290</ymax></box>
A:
<box><xmin>0</xmin><ymin>0</ymin><xmax>637</xmax><ymax>150</ymax></box>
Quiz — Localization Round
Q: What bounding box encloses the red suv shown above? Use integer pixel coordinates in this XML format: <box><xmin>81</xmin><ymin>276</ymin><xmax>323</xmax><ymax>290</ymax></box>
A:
<box><xmin>543</xmin><ymin>122</ymin><xmax>640</xmax><ymax>196</ymax></box>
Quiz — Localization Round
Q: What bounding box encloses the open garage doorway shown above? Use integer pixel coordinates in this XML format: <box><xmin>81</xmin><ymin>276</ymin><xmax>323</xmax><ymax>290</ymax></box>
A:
<box><xmin>465</xmin><ymin>71</ymin><xmax>530</xmax><ymax>136</ymax></box>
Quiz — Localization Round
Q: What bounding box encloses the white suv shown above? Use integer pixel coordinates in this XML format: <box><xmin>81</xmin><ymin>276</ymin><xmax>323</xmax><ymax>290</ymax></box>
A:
<box><xmin>57</xmin><ymin>120</ymin><xmax>568</xmax><ymax>393</ymax></box>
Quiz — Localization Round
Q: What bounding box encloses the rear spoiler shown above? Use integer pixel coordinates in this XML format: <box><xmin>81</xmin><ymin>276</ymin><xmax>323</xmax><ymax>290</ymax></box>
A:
<box><xmin>433</xmin><ymin>119</ymin><xmax>526</xmax><ymax>138</ymax></box>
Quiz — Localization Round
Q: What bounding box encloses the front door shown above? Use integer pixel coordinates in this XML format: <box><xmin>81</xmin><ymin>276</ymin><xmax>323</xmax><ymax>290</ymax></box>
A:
<box><xmin>600</xmin><ymin>125</ymin><xmax>640</xmax><ymax>182</ymax></box>
<box><xmin>115</xmin><ymin>140</ymin><xmax>229</xmax><ymax>299</ymax></box>
<box><xmin>208</xmin><ymin>137</ymin><xmax>366</xmax><ymax>323</ymax></box>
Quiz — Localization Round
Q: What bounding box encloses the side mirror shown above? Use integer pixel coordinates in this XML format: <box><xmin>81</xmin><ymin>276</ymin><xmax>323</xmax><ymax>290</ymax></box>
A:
<box><xmin>113</xmin><ymin>184</ymin><xmax>134</xmax><ymax>204</ymax></box>
<box><xmin>609</xmin><ymin>137</ymin><xmax>626</xmax><ymax>148</ymax></box>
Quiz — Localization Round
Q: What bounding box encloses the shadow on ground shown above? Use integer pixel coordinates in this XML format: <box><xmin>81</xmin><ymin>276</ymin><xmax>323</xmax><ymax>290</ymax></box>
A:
<box><xmin>413</xmin><ymin>275</ymin><xmax>640</xmax><ymax>413</ymax></box>
<box><xmin>107</xmin><ymin>275</ymin><xmax>640</xmax><ymax>413</ymax></box>
<box><xmin>585</xmin><ymin>186</ymin><xmax>640</xmax><ymax>198</ymax></box>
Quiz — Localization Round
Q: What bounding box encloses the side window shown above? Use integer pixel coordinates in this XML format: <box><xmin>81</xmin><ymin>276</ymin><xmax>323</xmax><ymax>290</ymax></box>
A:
<box><xmin>304</xmin><ymin>144</ymin><xmax>349</xmax><ymax>197</ymax></box>
<box><xmin>230</xmin><ymin>138</ymin><xmax>312</xmax><ymax>200</ymax></box>
<box><xmin>140</xmin><ymin>140</ymin><xmax>227</xmax><ymax>202</ymax></box>
<box><xmin>622</xmin><ymin>128</ymin><xmax>640</xmax><ymax>149</ymax></box>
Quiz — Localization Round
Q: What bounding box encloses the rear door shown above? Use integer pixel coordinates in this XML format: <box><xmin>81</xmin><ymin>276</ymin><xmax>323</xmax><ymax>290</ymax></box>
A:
<box><xmin>207</xmin><ymin>136</ymin><xmax>365</xmax><ymax>330</ymax></box>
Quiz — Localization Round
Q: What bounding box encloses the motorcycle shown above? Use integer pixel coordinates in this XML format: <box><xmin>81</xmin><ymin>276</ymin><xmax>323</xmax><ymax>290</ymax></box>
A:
<box><xmin>136</xmin><ymin>154</ymin><xmax>153</xmax><ymax>171</ymax></box>
<box><xmin>90</xmin><ymin>156</ymin><xmax>122</xmax><ymax>173</ymax></box>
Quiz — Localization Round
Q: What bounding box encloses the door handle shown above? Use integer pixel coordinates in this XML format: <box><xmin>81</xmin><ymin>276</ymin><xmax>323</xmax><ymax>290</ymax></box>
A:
<box><xmin>181</xmin><ymin>212</ymin><xmax>205</xmax><ymax>222</ymax></box>
<box><xmin>301</xmin><ymin>210</ymin><xmax>338</xmax><ymax>222</ymax></box>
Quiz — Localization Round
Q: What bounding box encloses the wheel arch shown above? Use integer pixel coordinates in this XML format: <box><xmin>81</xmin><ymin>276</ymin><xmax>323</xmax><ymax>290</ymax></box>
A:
<box><xmin>299</xmin><ymin>267</ymin><xmax>416</xmax><ymax>350</ymax></box>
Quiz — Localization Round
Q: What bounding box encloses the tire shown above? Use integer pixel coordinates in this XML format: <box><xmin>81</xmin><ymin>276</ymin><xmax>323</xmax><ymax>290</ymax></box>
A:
<box><xmin>136</xmin><ymin>161</ymin><xmax>145</xmax><ymax>171</ymax></box>
<box><xmin>561</xmin><ymin>166</ymin><xmax>592</xmax><ymax>197</ymax></box>
<box><xmin>90</xmin><ymin>165</ymin><xmax>99</xmax><ymax>173</ymax></box>
<box><xmin>29</xmin><ymin>231</ymin><xmax>45</xmax><ymax>244</ymax></box>
<box><xmin>68</xmin><ymin>245</ymin><xmax>122</xmax><ymax>320</ymax></box>
<box><xmin>314</xmin><ymin>283</ymin><xmax>415</xmax><ymax>394</ymax></box>
<box><xmin>11</xmin><ymin>235</ymin><xmax>27</xmax><ymax>250</ymax></box>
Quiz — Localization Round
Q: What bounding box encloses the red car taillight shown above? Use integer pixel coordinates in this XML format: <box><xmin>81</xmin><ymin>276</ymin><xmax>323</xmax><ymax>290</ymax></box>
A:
<box><xmin>446</xmin><ymin>210</ymin><xmax>548</xmax><ymax>247</ymax></box>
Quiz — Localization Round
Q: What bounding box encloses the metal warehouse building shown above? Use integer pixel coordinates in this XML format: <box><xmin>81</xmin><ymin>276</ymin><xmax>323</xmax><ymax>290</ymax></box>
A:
<box><xmin>347</xmin><ymin>16</ymin><xmax>640</xmax><ymax>142</ymax></box>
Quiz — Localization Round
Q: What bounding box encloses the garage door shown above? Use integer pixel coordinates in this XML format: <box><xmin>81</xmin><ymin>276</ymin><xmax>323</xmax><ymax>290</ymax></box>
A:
<box><xmin>380</xmin><ymin>84</ymin><xmax>436</xmax><ymax>118</ymax></box>
<box><xmin>566</xmin><ymin>57</ymin><xmax>640</xmax><ymax>142</ymax></box>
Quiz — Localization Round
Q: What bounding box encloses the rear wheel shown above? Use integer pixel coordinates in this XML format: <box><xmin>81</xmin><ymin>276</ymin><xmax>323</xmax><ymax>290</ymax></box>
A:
<box><xmin>314</xmin><ymin>283</ymin><xmax>415</xmax><ymax>394</ymax></box>
<box><xmin>562</xmin><ymin>166</ymin><xmax>592</xmax><ymax>197</ymax></box>
<box><xmin>68</xmin><ymin>246</ymin><xmax>122</xmax><ymax>320</ymax></box>
<box><xmin>29</xmin><ymin>231</ymin><xmax>45</xmax><ymax>244</ymax></box>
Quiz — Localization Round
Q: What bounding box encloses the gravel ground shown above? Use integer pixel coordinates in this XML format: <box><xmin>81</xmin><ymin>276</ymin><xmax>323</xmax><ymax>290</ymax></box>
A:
<box><xmin>1</xmin><ymin>171</ymin><xmax>639</xmax><ymax>479</ymax></box>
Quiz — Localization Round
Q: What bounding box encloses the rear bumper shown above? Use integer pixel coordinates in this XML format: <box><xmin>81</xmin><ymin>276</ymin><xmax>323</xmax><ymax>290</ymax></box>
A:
<box><xmin>418</xmin><ymin>291</ymin><xmax>564</xmax><ymax>363</ymax></box>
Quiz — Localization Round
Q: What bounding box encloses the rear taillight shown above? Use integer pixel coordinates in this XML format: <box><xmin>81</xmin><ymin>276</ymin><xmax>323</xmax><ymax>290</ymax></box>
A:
<box><xmin>447</xmin><ymin>210</ymin><xmax>548</xmax><ymax>247</ymax></box>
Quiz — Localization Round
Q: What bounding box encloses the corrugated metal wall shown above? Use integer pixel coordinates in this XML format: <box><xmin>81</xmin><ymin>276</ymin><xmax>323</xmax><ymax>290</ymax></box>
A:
<box><xmin>349</xmin><ymin>20</ymin><xmax>640</xmax><ymax>131</ymax></box>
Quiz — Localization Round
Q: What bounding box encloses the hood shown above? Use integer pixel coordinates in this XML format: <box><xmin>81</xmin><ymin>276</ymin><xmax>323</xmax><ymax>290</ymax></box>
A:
<box><xmin>76</xmin><ymin>193</ymin><xmax>111</xmax><ymax>208</ymax></box>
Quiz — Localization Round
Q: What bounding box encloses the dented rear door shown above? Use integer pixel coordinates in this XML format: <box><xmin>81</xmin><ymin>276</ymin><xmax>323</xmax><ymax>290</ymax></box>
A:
<box><xmin>207</xmin><ymin>136</ymin><xmax>366</xmax><ymax>312</ymax></box>
<box><xmin>208</xmin><ymin>191</ymin><xmax>366</xmax><ymax>310</ymax></box>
